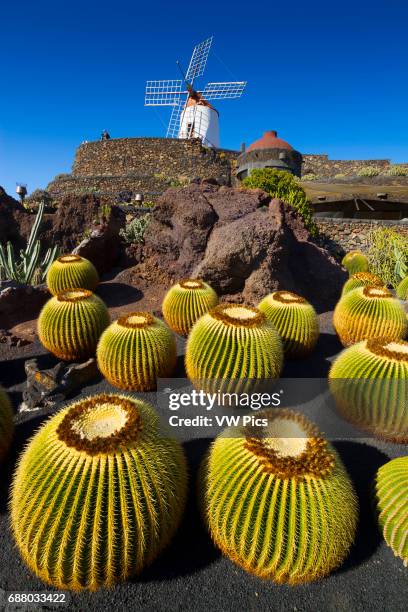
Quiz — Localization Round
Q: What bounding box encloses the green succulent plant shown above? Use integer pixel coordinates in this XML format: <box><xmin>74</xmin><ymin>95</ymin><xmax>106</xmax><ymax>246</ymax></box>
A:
<box><xmin>397</xmin><ymin>276</ymin><xmax>408</xmax><ymax>300</ymax></box>
<box><xmin>375</xmin><ymin>456</ymin><xmax>408</xmax><ymax>567</ymax></box>
<box><xmin>10</xmin><ymin>393</ymin><xmax>188</xmax><ymax>590</ymax></box>
<box><xmin>97</xmin><ymin>312</ymin><xmax>176</xmax><ymax>391</ymax></box>
<box><xmin>329</xmin><ymin>338</ymin><xmax>408</xmax><ymax>442</ymax></box>
<box><xmin>357</xmin><ymin>166</ymin><xmax>380</xmax><ymax>177</ymax></box>
<box><xmin>258</xmin><ymin>291</ymin><xmax>319</xmax><ymax>358</ymax></box>
<box><xmin>185</xmin><ymin>303</ymin><xmax>283</xmax><ymax>393</ymax></box>
<box><xmin>38</xmin><ymin>289</ymin><xmax>110</xmax><ymax>360</ymax></box>
<box><xmin>162</xmin><ymin>279</ymin><xmax>219</xmax><ymax>336</ymax></box>
<box><xmin>341</xmin><ymin>272</ymin><xmax>384</xmax><ymax>297</ymax></box>
<box><xmin>46</xmin><ymin>254</ymin><xmax>99</xmax><ymax>295</ymax></box>
<box><xmin>341</xmin><ymin>251</ymin><xmax>369</xmax><ymax>276</ymax></box>
<box><xmin>0</xmin><ymin>385</ymin><xmax>13</xmax><ymax>462</ymax></box>
<box><xmin>333</xmin><ymin>286</ymin><xmax>407</xmax><ymax>346</ymax></box>
<box><xmin>201</xmin><ymin>409</ymin><xmax>358</xmax><ymax>583</ymax></box>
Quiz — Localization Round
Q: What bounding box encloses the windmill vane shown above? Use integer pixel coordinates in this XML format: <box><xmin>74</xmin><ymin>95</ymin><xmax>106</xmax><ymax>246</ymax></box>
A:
<box><xmin>145</xmin><ymin>36</ymin><xmax>246</xmax><ymax>148</ymax></box>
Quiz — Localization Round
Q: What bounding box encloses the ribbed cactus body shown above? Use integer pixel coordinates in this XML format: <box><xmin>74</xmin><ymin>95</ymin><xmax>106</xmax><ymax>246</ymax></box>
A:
<box><xmin>202</xmin><ymin>409</ymin><xmax>358</xmax><ymax>583</ymax></box>
<box><xmin>97</xmin><ymin>313</ymin><xmax>176</xmax><ymax>390</ymax></box>
<box><xmin>330</xmin><ymin>338</ymin><xmax>408</xmax><ymax>442</ymax></box>
<box><xmin>375</xmin><ymin>456</ymin><xmax>408</xmax><ymax>567</ymax></box>
<box><xmin>397</xmin><ymin>276</ymin><xmax>408</xmax><ymax>300</ymax></box>
<box><xmin>162</xmin><ymin>279</ymin><xmax>219</xmax><ymax>336</ymax></box>
<box><xmin>341</xmin><ymin>272</ymin><xmax>384</xmax><ymax>297</ymax></box>
<box><xmin>38</xmin><ymin>289</ymin><xmax>110</xmax><ymax>360</ymax></box>
<box><xmin>46</xmin><ymin>255</ymin><xmax>99</xmax><ymax>295</ymax></box>
<box><xmin>185</xmin><ymin>303</ymin><xmax>283</xmax><ymax>392</ymax></box>
<box><xmin>342</xmin><ymin>250</ymin><xmax>369</xmax><ymax>275</ymax></box>
<box><xmin>11</xmin><ymin>393</ymin><xmax>187</xmax><ymax>590</ymax></box>
<box><xmin>258</xmin><ymin>291</ymin><xmax>319</xmax><ymax>358</ymax></box>
<box><xmin>0</xmin><ymin>385</ymin><xmax>13</xmax><ymax>462</ymax></box>
<box><xmin>333</xmin><ymin>286</ymin><xmax>407</xmax><ymax>346</ymax></box>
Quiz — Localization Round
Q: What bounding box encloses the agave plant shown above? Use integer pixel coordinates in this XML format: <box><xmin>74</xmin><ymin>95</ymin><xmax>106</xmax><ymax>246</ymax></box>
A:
<box><xmin>0</xmin><ymin>201</ymin><xmax>58</xmax><ymax>285</ymax></box>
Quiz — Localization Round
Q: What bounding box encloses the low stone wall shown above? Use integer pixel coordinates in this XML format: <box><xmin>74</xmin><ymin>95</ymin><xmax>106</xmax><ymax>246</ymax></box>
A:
<box><xmin>316</xmin><ymin>217</ymin><xmax>408</xmax><ymax>258</ymax></box>
<box><xmin>48</xmin><ymin>137</ymin><xmax>240</xmax><ymax>198</ymax></box>
<box><xmin>303</xmin><ymin>154</ymin><xmax>408</xmax><ymax>178</ymax></box>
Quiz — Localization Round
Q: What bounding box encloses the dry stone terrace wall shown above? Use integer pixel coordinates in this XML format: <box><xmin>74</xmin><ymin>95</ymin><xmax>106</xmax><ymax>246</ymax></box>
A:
<box><xmin>47</xmin><ymin>137</ymin><xmax>239</xmax><ymax>199</ymax></box>
<box><xmin>316</xmin><ymin>218</ymin><xmax>408</xmax><ymax>257</ymax></box>
<box><xmin>302</xmin><ymin>154</ymin><xmax>408</xmax><ymax>178</ymax></box>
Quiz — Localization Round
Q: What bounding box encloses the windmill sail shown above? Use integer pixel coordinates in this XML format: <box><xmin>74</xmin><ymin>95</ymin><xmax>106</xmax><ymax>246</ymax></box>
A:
<box><xmin>145</xmin><ymin>36</ymin><xmax>246</xmax><ymax>147</ymax></box>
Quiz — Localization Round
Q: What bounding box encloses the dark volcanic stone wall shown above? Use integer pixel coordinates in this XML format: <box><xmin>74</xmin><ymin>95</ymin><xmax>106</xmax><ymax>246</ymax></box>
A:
<box><xmin>48</xmin><ymin>138</ymin><xmax>239</xmax><ymax>199</ymax></box>
<box><xmin>302</xmin><ymin>155</ymin><xmax>408</xmax><ymax>177</ymax></box>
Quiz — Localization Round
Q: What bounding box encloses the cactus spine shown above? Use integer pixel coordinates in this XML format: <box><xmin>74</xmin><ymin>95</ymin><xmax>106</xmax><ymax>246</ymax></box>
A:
<box><xmin>375</xmin><ymin>456</ymin><xmax>408</xmax><ymax>567</ymax></box>
<box><xmin>38</xmin><ymin>289</ymin><xmax>110</xmax><ymax>360</ymax></box>
<box><xmin>341</xmin><ymin>272</ymin><xmax>384</xmax><ymax>297</ymax></box>
<box><xmin>342</xmin><ymin>250</ymin><xmax>369</xmax><ymax>275</ymax></box>
<box><xmin>201</xmin><ymin>409</ymin><xmax>358</xmax><ymax>583</ymax></box>
<box><xmin>185</xmin><ymin>303</ymin><xmax>283</xmax><ymax>392</ymax></box>
<box><xmin>0</xmin><ymin>385</ymin><xmax>13</xmax><ymax>462</ymax></box>
<box><xmin>46</xmin><ymin>254</ymin><xmax>99</xmax><ymax>295</ymax></box>
<box><xmin>97</xmin><ymin>312</ymin><xmax>177</xmax><ymax>390</ymax></box>
<box><xmin>329</xmin><ymin>338</ymin><xmax>408</xmax><ymax>442</ymax></box>
<box><xmin>11</xmin><ymin>393</ymin><xmax>188</xmax><ymax>590</ymax></box>
<box><xmin>162</xmin><ymin>279</ymin><xmax>219</xmax><ymax>336</ymax></box>
<box><xmin>258</xmin><ymin>291</ymin><xmax>319</xmax><ymax>358</ymax></box>
<box><xmin>333</xmin><ymin>286</ymin><xmax>407</xmax><ymax>346</ymax></box>
<box><xmin>397</xmin><ymin>276</ymin><xmax>408</xmax><ymax>301</ymax></box>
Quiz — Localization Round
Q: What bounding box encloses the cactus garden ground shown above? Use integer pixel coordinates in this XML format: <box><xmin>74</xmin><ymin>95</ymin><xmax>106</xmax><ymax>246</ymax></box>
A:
<box><xmin>0</xmin><ymin>277</ymin><xmax>407</xmax><ymax>612</ymax></box>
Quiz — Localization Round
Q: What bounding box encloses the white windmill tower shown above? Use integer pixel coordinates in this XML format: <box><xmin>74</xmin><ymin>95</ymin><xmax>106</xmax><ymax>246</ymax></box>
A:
<box><xmin>145</xmin><ymin>37</ymin><xmax>246</xmax><ymax>148</ymax></box>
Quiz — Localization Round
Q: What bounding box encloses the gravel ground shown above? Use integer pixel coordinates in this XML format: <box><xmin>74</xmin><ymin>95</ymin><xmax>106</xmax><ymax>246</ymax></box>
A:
<box><xmin>0</xmin><ymin>312</ymin><xmax>407</xmax><ymax>612</ymax></box>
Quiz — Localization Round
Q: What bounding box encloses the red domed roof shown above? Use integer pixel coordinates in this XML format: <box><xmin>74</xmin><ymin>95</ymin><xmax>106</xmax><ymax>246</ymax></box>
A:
<box><xmin>247</xmin><ymin>130</ymin><xmax>293</xmax><ymax>152</ymax></box>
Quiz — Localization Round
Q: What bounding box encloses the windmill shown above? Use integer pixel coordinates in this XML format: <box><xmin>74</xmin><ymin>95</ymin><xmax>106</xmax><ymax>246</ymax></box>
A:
<box><xmin>145</xmin><ymin>37</ymin><xmax>246</xmax><ymax>148</ymax></box>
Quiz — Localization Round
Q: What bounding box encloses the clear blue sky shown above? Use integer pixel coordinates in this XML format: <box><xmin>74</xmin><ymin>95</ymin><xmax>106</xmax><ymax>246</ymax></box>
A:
<box><xmin>1</xmin><ymin>0</ymin><xmax>407</xmax><ymax>196</ymax></box>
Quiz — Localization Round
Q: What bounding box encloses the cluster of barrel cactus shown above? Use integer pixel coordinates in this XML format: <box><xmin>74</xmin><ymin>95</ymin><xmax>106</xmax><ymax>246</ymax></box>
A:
<box><xmin>258</xmin><ymin>291</ymin><xmax>319</xmax><ymax>358</ymax></box>
<box><xmin>97</xmin><ymin>312</ymin><xmax>177</xmax><ymax>390</ymax></box>
<box><xmin>11</xmin><ymin>394</ymin><xmax>187</xmax><ymax>590</ymax></box>
<box><xmin>330</xmin><ymin>338</ymin><xmax>408</xmax><ymax>441</ymax></box>
<box><xmin>201</xmin><ymin>409</ymin><xmax>358</xmax><ymax>583</ymax></box>
<box><xmin>185</xmin><ymin>302</ymin><xmax>283</xmax><ymax>392</ymax></box>
<box><xmin>46</xmin><ymin>254</ymin><xmax>99</xmax><ymax>295</ymax></box>
<box><xmin>38</xmin><ymin>289</ymin><xmax>110</xmax><ymax>360</ymax></box>
<box><xmin>333</xmin><ymin>286</ymin><xmax>407</xmax><ymax>346</ymax></box>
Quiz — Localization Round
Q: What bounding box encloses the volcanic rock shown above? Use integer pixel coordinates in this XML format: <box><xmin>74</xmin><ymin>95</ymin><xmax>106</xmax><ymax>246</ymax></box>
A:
<box><xmin>0</xmin><ymin>281</ymin><xmax>49</xmax><ymax>329</ymax></box>
<box><xmin>143</xmin><ymin>184</ymin><xmax>346</xmax><ymax>311</ymax></box>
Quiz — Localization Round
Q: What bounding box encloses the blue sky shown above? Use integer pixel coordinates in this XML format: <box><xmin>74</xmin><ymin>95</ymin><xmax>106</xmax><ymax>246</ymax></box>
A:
<box><xmin>1</xmin><ymin>0</ymin><xmax>407</xmax><ymax>196</ymax></box>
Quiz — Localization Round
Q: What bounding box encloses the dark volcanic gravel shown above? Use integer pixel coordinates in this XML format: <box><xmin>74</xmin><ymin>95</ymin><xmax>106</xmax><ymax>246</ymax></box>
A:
<box><xmin>0</xmin><ymin>312</ymin><xmax>407</xmax><ymax>612</ymax></box>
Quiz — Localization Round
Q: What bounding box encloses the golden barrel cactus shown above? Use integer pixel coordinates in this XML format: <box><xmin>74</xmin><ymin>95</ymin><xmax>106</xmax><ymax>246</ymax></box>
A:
<box><xmin>0</xmin><ymin>385</ymin><xmax>13</xmax><ymax>462</ymax></box>
<box><xmin>201</xmin><ymin>409</ymin><xmax>358</xmax><ymax>583</ymax></box>
<box><xmin>333</xmin><ymin>286</ymin><xmax>407</xmax><ymax>346</ymax></box>
<box><xmin>342</xmin><ymin>250</ymin><xmax>369</xmax><ymax>275</ymax></box>
<box><xmin>38</xmin><ymin>289</ymin><xmax>110</xmax><ymax>361</ymax></box>
<box><xmin>375</xmin><ymin>456</ymin><xmax>408</xmax><ymax>567</ymax></box>
<box><xmin>185</xmin><ymin>303</ymin><xmax>283</xmax><ymax>393</ymax></box>
<box><xmin>329</xmin><ymin>338</ymin><xmax>408</xmax><ymax>442</ymax></box>
<box><xmin>11</xmin><ymin>393</ymin><xmax>188</xmax><ymax>590</ymax></box>
<box><xmin>162</xmin><ymin>279</ymin><xmax>218</xmax><ymax>336</ymax></box>
<box><xmin>97</xmin><ymin>312</ymin><xmax>177</xmax><ymax>391</ymax></box>
<box><xmin>46</xmin><ymin>254</ymin><xmax>99</xmax><ymax>295</ymax></box>
<box><xmin>258</xmin><ymin>291</ymin><xmax>319</xmax><ymax>358</ymax></box>
<box><xmin>341</xmin><ymin>272</ymin><xmax>384</xmax><ymax>297</ymax></box>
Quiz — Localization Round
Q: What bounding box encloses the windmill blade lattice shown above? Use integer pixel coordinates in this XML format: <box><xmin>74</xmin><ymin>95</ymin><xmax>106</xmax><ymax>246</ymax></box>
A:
<box><xmin>145</xmin><ymin>80</ymin><xmax>183</xmax><ymax>106</ymax></box>
<box><xmin>166</xmin><ymin>99</ymin><xmax>187</xmax><ymax>138</ymax></box>
<box><xmin>185</xmin><ymin>37</ymin><xmax>213</xmax><ymax>83</ymax></box>
<box><xmin>202</xmin><ymin>81</ymin><xmax>247</xmax><ymax>100</ymax></box>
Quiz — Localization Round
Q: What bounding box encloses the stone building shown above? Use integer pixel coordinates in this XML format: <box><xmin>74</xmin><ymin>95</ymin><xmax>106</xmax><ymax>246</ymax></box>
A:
<box><xmin>236</xmin><ymin>130</ymin><xmax>303</xmax><ymax>179</ymax></box>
